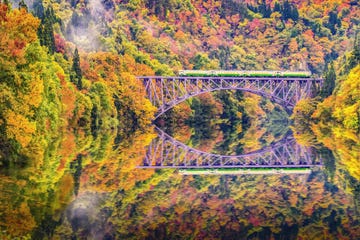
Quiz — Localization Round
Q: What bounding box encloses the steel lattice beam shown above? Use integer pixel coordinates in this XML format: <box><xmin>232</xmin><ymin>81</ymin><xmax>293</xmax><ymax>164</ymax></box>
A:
<box><xmin>137</xmin><ymin>76</ymin><xmax>323</xmax><ymax>120</ymax></box>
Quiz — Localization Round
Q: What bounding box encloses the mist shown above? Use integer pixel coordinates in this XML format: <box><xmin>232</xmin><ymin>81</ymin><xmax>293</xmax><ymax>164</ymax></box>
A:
<box><xmin>65</xmin><ymin>0</ymin><xmax>115</xmax><ymax>51</ymax></box>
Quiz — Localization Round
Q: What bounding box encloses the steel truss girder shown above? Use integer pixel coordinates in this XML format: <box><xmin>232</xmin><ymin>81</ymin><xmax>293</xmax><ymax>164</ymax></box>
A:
<box><xmin>140</xmin><ymin>127</ymin><xmax>322</xmax><ymax>169</ymax></box>
<box><xmin>138</xmin><ymin>76</ymin><xmax>323</xmax><ymax>120</ymax></box>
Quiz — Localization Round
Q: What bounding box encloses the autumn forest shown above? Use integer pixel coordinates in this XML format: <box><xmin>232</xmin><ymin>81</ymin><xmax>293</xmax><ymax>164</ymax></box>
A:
<box><xmin>0</xmin><ymin>0</ymin><xmax>359</xmax><ymax>239</ymax></box>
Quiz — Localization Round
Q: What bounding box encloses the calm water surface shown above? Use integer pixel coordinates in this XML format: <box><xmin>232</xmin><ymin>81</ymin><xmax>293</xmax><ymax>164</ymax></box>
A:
<box><xmin>0</xmin><ymin>123</ymin><xmax>359</xmax><ymax>239</ymax></box>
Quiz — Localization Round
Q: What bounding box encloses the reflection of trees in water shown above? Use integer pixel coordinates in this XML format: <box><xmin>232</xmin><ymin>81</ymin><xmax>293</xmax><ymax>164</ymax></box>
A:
<box><xmin>1</xmin><ymin>119</ymin><xmax>359</xmax><ymax>239</ymax></box>
<box><xmin>70</xmin><ymin>154</ymin><xmax>83</xmax><ymax>196</ymax></box>
<box><xmin>0</xmin><ymin>126</ymin><xmax>154</xmax><ymax>239</ymax></box>
<box><xmin>105</xmin><ymin>171</ymin><xmax>360</xmax><ymax>239</ymax></box>
<box><xmin>216</xmin><ymin>122</ymin><xmax>245</xmax><ymax>155</ymax></box>
<box><xmin>320</xmin><ymin>148</ymin><xmax>336</xmax><ymax>182</ymax></box>
<box><xmin>156</xmin><ymin>89</ymin><xmax>293</xmax><ymax>155</ymax></box>
<box><xmin>162</xmin><ymin>112</ymin><xmax>290</xmax><ymax>156</ymax></box>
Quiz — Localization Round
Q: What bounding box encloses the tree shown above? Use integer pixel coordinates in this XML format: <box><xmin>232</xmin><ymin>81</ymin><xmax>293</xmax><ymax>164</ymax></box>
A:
<box><xmin>282</xmin><ymin>0</ymin><xmax>291</xmax><ymax>20</ymax></box>
<box><xmin>18</xmin><ymin>0</ymin><xmax>27</xmax><ymax>11</ymax></box>
<box><xmin>320</xmin><ymin>62</ymin><xmax>336</xmax><ymax>98</ymax></box>
<box><xmin>210</xmin><ymin>46</ymin><xmax>231</xmax><ymax>69</ymax></box>
<box><xmin>347</xmin><ymin>33</ymin><xmax>360</xmax><ymax>71</ymax></box>
<box><xmin>292</xmin><ymin>6</ymin><xmax>299</xmax><ymax>21</ymax></box>
<box><xmin>257</xmin><ymin>0</ymin><xmax>271</xmax><ymax>18</ymax></box>
<box><xmin>71</xmin><ymin>48</ymin><xmax>83</xmax><ymax>90</ymax></box>
<box><xmin>2</xmin><ymin>0</ymin><xmax>10</xmax><ymax>7</ymax></box>
<box><xmin>32</xmin><ymin>0</ymin><xmax>45</xmax><ymax>19</ymax></box>
<box><xmin>70</xmin><ymin>154</ymin><xmax>83</xmax><ymax>196</ymax></box>
<box><xmin>326</xmin><ymin>11</ymin><xmax>339</xmax><ymax>35</ymax></box>
<box><xmin>190</xmin><ymin>53</ymin><xmax>218</xmax><ymax>70</ymax></box>
<box><xmin>37</xmin><ymin>6</ymin><xmax>56</xmax><ymax>54</ymax></box>
<box><xmin>38</xmin><ymin>18</ymin><xmax>55</xmax><ymax>54</ymax></box>
<box><xmin>274</xmin><ymin>2</ymin><xmax>281</xmax><ymax>12</ymax></box>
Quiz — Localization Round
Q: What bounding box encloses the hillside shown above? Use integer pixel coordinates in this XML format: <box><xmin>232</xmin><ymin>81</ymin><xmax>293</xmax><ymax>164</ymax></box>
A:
<box><xmin>46</xmin><ymin>0</ymin><xmax>359</xmax><ymax>73</ymax></box>
<box><xmin>0</xmin><ymin>1</ymin><xmax>360</xmax><ymax>238</ymax></box>
<box><xmin>1</xmin><ymin>0</ymin><xmax>359</xmax><ymax>163</ymax></box>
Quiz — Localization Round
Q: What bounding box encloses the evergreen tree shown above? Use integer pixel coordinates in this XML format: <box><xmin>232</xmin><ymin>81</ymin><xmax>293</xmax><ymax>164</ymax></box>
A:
<box><xmin>70</xmin><ymin>0</ymin><xmax>78</xmax><ymax>8</ymax></box>
<box><xmin>220</xmin><ymin>0</ymin><xmax>248</xmax><ymax>18</ymax></box>
<box><xmin>36</xmin><ymin>5</ymin><xmax>56</xmax><ymax>54</ymax></box>
<box><xmin>38</xmin><ymin>18</ymin><xmax>55</xmax><ymax>54</ymax></box>
<box><xmin>321</xmin><ymin>148</ymin><xmax>336</xmax><ymax>182</ymax></box>
<box><xmin>320</xmin><ymin>62</ymin><xmax>336</xmax><ymax>98</ymax></box>
<box><xmin>258</xmin><ymin>0</ymin><xmax>271</xmax><ymax>18</ymax></box>
<box><xmin>210</xmin><ymin>46</ymin><xmax>231</xmax><ymax>69</ymax></box>
<box><xmin>71</xmin><ymin>48</ymin><xmax>83</xmax><ymax>90</ymax></box>
<box><xmin>274</xmin><ymin>1</ymin><xmax>281</xmax><ymax>12</ymax></box>
<box><xmin>3</xmin><ymin>0</ymin><xmax>10</xmax><ymax>7</ymax></box>
<box><xmin>70</xmin><ymin>154</ymin><xmax>83</xmax><ymax>196</ymax></box>
<box><xmin>347</xmin><ymin>33</ymin><xmax>360</xmax><ymax>71</ymax></box>
<box><xmin>18</xmin><ymin>0</ymin><xmax>28</xmax><ymax>11</ymax></box>
<box><xmin>33</xmin><ymin>0</ymin><xmax>45</xmax><ymax>19</ymax></box>
<box><xmin>292</xmin><ymin>6</ymin><xmax>299</xmax><ymax>21</ymax></box>
<box><xmin>282</xmin><ymin>0</ymin><xmax>292</xmax><ymax>20</ymax></box>
<box><xmin>327</xmin><ymin>11</ymin><xmax>338</xmax><ymax>35</ymax></box>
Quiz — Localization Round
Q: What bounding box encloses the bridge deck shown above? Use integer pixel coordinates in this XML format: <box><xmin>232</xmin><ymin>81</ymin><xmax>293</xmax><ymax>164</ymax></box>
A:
<box><xmin>139</xmin><ymin>165</ymin><xmax>319</xmax><ymax>169</ymax></box>
<box><xmin>137</xmin><ymin>76</ymin><xmax>323</xmax><ymax>81</ymax></box>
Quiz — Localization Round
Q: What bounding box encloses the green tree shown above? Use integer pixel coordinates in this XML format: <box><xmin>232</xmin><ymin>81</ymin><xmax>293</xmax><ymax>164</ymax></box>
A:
<box><xmin>32</xmin><ymin>0</ymin><xmax>45</xmax><ymax>19</ymax></box>
<box><xmin>190</xmin><ymin>53</ymin><xmax>218</xmax><ymax>70</ymax></box>
<box><xmin>71</xmin><ymin>48</ymin><xmax>83</xmax><ymax>90</ymax></box>
<box><xmin>210</xmin><ymin>46</ymin><xmax>231</xmax><ymax>69</ymax></box>
<box><xmin>18</xmin><ymin>0</ymin><xmax>28</xmax><ymax>11</ymax></box>
<box><xmin>70</xmin><ymin>154</ymin><xmax>83</xmax><ymax>196</ymax></box>
<box><xmin>2</xmin><ymin>0</ymin><xmax>10</xmax><ymax>7</ymax></box>
<box><xmin>320</xmin><ymin>62</ymin><xmax>336</xmax><ymax>98</ymax></box>
<box><xmin>347</xmin><ymin>33</ymin><xmax>360</xmax><ymax>71</ymax></box>
<box><xmin>325</xmin><ymin>11</ymin><xmax>339</xmax><ymax>35</ymax></box>
<box><xmin>321</xmin><ymin>148</ymin><xmax>336</xmax><ymax>182</ymax></box>
<box><xmin>282</xmin><ymin>0</ymin><xmax>291</xmax><ymax>20</ymax></box>
<box><xmin>38</xmin><ymin>19</ymin><xmax>55</xmax><ymax>54</ymax></box>
<box><xmin>274</xmin><ymin>1</ymin><xmax>281</xmax><ymax>12</ymax></box>
<box><xmin>37</xmin><ymin>6</ymin><xmax>56</xmax><ymax>54</ymax></box>
<box><xmin>292</xmin><ymin>6</ymin><xmax>299</xmax><ymax>21</ymax></box>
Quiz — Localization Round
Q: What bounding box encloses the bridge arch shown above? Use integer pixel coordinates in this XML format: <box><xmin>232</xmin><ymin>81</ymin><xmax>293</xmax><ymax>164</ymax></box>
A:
<box><xmin>137</xmin><ymin>76</ymin><xmax>323</xmax><ymax>120</ymax></box>
<box><xmin>157</xmin><ymin>87</ymin><xmax>290</xmax><ymax>119</ymax></box>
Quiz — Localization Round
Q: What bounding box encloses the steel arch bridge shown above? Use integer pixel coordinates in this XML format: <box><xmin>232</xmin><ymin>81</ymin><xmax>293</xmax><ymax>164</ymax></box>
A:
<box><xmin>137</xmin><ymin>76</ymin><xmax>323</xmax><ymax>119</ymax></box>
<box><xmin>139</xmin><ymin>127</ymin><xmax>322</xmax><ymax>171</ymax></box>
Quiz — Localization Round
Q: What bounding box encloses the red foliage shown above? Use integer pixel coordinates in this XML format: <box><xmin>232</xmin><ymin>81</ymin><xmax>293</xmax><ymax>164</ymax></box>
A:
<box><xmin>54</xmin><ymin>34</ymin><xmax>66</xmax><ymax>54</ymax></box>
<box><xmin>0</xmin><ymin>4</ymin><xmax>8</xmax><ymax>21</ymax></box>
<box><xmin>0</xmin><ymin>5</ymin><xmax>39</xmax><ymax>62</ymax></box>
<box><xmin>303</xmin><ymin>29</ymin><xmax>314</xmax><ymax>38</ymax></box>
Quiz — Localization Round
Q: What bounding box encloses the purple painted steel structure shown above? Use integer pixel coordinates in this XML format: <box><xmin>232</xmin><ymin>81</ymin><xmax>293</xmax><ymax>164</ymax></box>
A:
<box><xmin>139</xmin><ymin>127</ymin><xmax>322</xmax><ymax>169</ymax></box>
<box><xmin>137</xmin><ymin>76</ymin><xmax>323</xmax><ymax>119</ymax></box>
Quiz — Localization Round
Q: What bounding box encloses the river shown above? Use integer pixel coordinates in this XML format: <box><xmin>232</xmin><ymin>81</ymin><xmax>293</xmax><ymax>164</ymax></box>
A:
<box><xmin>0</xmin><ymin>119</ymin><xmax>359</xmax><ymax>239</ymax></box>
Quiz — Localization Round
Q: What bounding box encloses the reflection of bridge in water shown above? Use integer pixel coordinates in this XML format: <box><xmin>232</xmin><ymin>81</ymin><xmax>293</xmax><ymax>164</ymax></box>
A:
<box><xmin>139</xmin><ymin>127</ymin><xmax>322</xmax><ymax>174</ymax></box>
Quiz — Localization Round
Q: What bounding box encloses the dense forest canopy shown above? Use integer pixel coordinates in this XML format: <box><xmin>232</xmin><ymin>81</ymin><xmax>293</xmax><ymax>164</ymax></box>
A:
<box><xmin>0</xmin><ymin>0</ymin><xmax>359</xmax><ymax>238</ymax></box>
<box><xmin>0</xmin><ymin>0</ymin><xmax>358</xmax><ymax>175</ymax></box>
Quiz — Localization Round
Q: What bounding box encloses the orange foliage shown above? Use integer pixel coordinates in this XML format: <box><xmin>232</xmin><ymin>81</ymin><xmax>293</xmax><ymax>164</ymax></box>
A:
<box><xmin>0</xmin><ymin>5</ymin><xmax>39</xmax><ymax>64</ymax></box>
<box><xmin>59</xmin><ymin>131</ymin><xmax>77</xmax><ymax>158</ymax></box>
<box><xmin>4</xmin><ymin>110</ymin><xmax>36</xmax><ymax>148</ymax></box>
<box><xmin>58</xmin><ymin>73</ymin><xmax>76</xmax><ymax>120</ymax></box>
